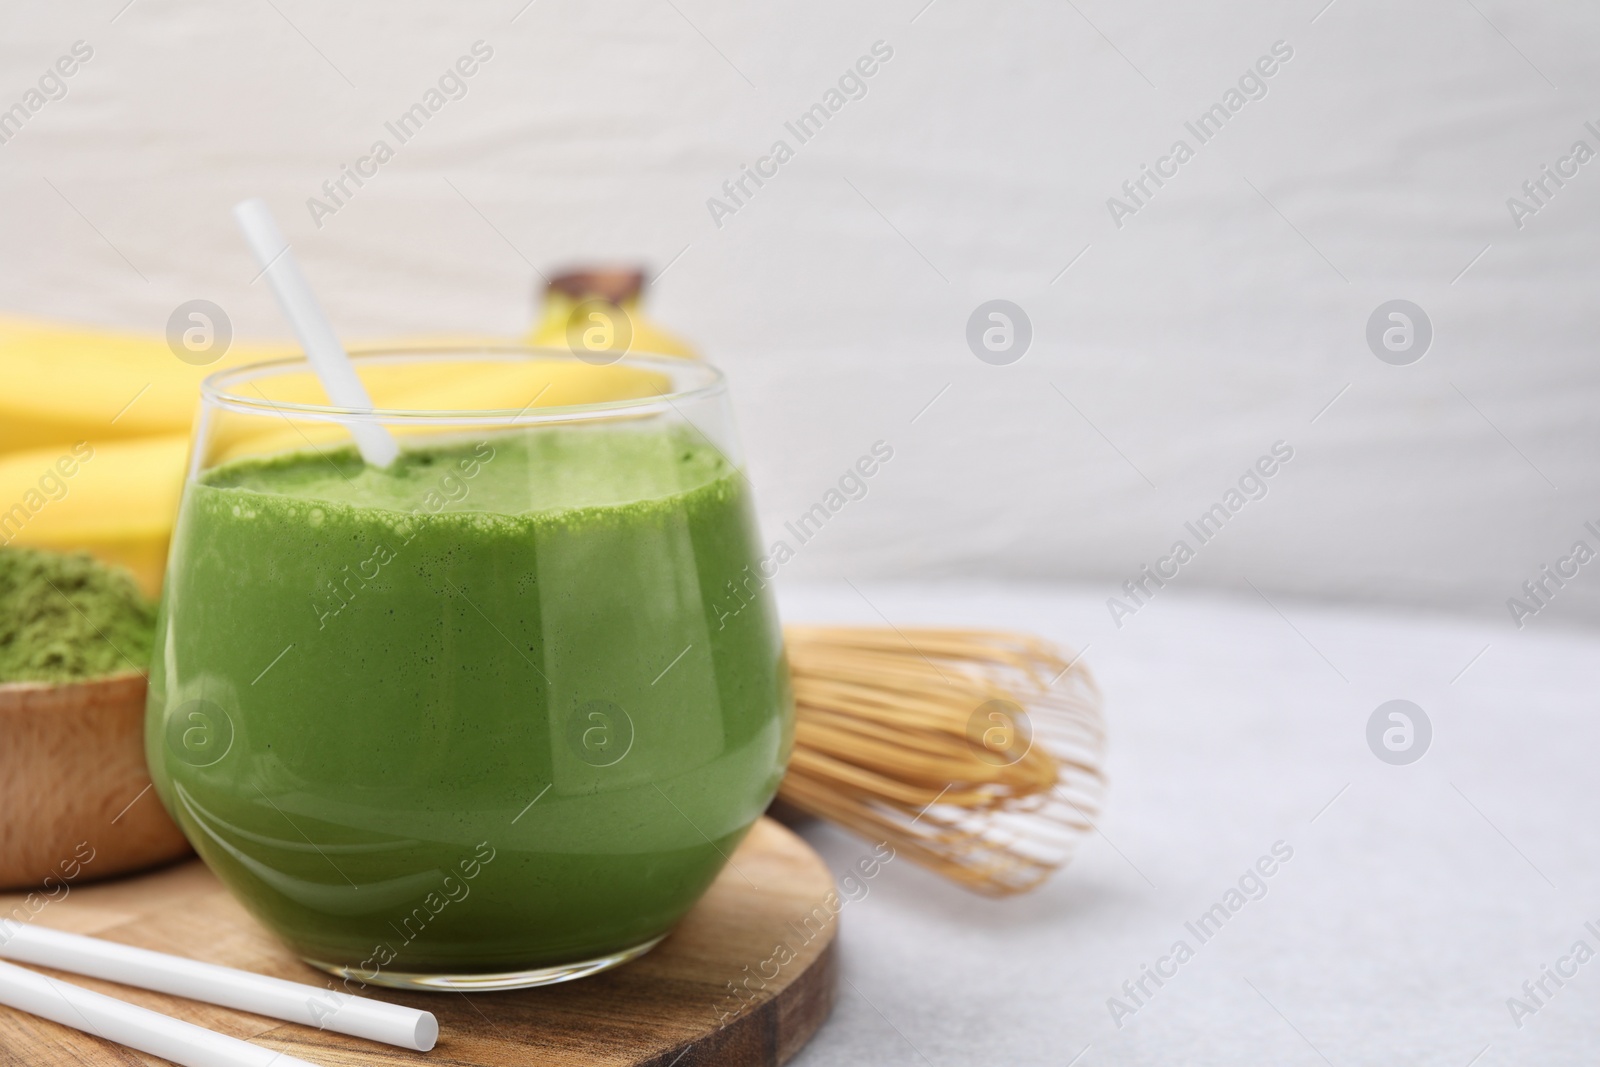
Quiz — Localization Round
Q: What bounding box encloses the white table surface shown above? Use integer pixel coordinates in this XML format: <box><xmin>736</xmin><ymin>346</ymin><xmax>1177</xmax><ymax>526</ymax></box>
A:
<box><xmin>778</xmin><ymin>581</ymin><xmax>1600</xmax><ymax>1067</ymax></box>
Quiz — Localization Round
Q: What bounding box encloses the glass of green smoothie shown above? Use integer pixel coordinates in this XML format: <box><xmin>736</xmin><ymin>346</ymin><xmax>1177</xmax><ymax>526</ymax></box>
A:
<box><xmin>145</xmin><ymin>349</ymin><xmax>793</xmax><ymax>990</ymax></box>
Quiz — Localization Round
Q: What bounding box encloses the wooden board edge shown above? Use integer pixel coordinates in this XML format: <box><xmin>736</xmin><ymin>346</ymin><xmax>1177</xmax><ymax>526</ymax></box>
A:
<box><xmin>635</xmin><ymin>936</ymin><xmax>838</xmax><ymax>1067</ymax></box>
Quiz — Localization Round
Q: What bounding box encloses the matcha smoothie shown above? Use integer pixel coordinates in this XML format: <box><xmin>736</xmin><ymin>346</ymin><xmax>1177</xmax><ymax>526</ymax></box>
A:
<box><xmin>146</xmin><ymin>419</ymin><xmax>792</xmax><ymax>983</ymax></box>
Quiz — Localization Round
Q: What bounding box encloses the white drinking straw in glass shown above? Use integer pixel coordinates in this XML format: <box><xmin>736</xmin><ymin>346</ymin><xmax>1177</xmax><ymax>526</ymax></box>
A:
<box><xmin>0</xmin><ymin>922</ymin><xmax>437</xmax><ymax>1051</ymax></box>
<box><xmin>231</xmin><ymin>197</ymin><xmax>400</xmax><ymax>469</ymax></box>
<box><xmin>0</xmin><ymin>958</ymin><xmax>325</xmax><ymax>1067</ymax></box>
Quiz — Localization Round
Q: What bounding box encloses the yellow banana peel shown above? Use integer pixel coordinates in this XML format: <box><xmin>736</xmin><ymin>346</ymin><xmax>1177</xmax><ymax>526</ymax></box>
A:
<box><xmin>0</xmin><ymin>313</ymin><xmax>294</xmax><ymax>451</ymax></box>
<box><xmin>0</xmin><ymin>435</ymin><xmax>189</xmax><ymax>595</ymax></box>
<box><xmin>0</xmin><ymin>286</ymin><xmax>698</xmax><ymax>594</ymax></box>
<box><xmin>527</xmin><ymin>292</ymin><xmax>697</xmax><ymax>360</ymax></box>
<box><xmin>207</xmin><ymin>359</ymin><xmax>675</xmax><ymax>463</ymax></box>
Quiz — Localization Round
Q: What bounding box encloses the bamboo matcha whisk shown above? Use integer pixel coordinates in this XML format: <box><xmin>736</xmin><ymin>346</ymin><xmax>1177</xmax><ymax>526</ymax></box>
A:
<box><xmin>777</xmin><ymin>626</ymin><xmax>1107</xmax><ymax>896</ymax></box>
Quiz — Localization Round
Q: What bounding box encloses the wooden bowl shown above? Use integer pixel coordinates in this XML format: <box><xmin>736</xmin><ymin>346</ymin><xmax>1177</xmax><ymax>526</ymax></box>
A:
<box><xmin>0</xmin><ymin>672</ymin><xmax>192</xmax><ymax>891</ymax></box>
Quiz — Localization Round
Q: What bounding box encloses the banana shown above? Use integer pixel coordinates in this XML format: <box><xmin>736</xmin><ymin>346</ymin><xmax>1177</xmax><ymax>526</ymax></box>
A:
<box><xmin>208</xmin><ymin>359</ymin><xmax>674</xmax><ymax>462</ymax></box>
<box><xmin>0</xmin><ymin>436</ymin><xmax>189</xmax><ymax>596</ymax></box>
<box><xmin>0</xmin><ymin>313</ymin><xmax>291</xmax><ymax>452</ymax></box>
<box><xmin>528</xmin><ymin>291</ymin><xmax>697</xmax><ymax>360</ymax></box>
<box><xmin>0</xmin><ymin>267</ymin><xmax>698</xmax><ymax>593</ymax></box>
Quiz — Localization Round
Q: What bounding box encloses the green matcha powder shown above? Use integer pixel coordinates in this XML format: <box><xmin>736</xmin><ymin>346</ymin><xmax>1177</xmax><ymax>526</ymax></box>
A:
<box><xmin>0</xmin><ymin>547</ymin><xmax>155</xmax><ymax>684</ymax></box>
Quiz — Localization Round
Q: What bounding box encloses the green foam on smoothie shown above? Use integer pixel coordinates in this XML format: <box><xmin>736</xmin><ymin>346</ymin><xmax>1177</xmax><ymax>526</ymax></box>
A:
<box><xmin>203</xmin><ymin>423</ymin><xmax>734</xmax><ymax>518</ymax></box>
<box><xmin>0</xmin><ymin>547</ymin><xmax>155</xmax><ymax>684</ymax></box>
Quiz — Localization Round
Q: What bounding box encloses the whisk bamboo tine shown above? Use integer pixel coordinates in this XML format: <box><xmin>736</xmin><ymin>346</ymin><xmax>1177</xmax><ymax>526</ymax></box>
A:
<box><xmin>778</xmin><ymin>624</ymin><xmax>1107</xmax><ymax>896</ymax></box>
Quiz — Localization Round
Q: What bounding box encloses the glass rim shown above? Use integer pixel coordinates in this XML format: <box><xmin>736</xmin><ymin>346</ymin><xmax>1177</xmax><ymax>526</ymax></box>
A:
<box><xmin>199</xmin><ymin>346</ymin><xmax>726</xmax><ymax>426</ymax></box>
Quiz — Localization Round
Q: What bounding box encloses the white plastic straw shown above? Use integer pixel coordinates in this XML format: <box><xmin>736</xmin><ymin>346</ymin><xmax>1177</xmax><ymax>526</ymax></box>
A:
<box><xmin>232</xmin><ymin>197</ymin><xmax>400</xmax><ymax>468</ymax></box>
<box><xmin>0</xmin><ymin>958</ymin><xmax>325</xmax><ymax>1067</ymax></box>
<box><xmin>0</xmin><ymin>923</ymin><xmax>437</xmax><ymax>1052</ymax></box>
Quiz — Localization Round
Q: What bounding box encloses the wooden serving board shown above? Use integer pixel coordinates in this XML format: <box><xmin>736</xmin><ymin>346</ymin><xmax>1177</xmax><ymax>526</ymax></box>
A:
<box><xmin>0</xmin><ymin>817</ymin><xmax>837</xmax><ymax>1067</ymax></box>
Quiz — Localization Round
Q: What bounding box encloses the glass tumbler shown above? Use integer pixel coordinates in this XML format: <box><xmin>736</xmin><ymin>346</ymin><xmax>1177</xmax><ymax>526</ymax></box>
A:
<box><xmin>145</xmin><ymin>349</ymin><xmax>793</xmax><ymax>990</ymax></box>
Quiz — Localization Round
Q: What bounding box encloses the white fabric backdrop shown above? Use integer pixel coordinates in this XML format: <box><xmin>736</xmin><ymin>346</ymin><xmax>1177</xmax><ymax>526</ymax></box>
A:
<box><xmin>3</xmin><ymin>0</ymin><xmax>1597</xmax><ymax>630</ymax></box>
